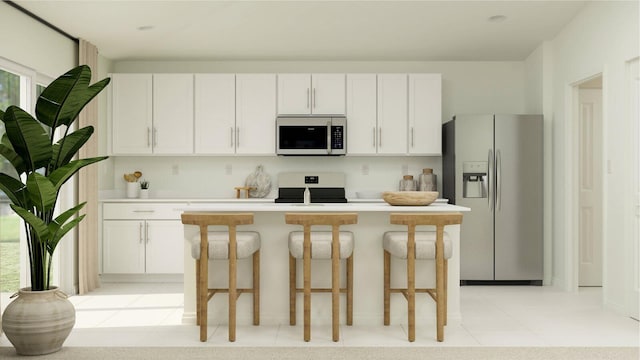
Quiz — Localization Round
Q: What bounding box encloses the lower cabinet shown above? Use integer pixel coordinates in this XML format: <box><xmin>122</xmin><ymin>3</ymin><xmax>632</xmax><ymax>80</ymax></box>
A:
<box><xmin>102</xmin><ymin>203</ymin><xmax>185</xmax><ymax>275</ymax></box>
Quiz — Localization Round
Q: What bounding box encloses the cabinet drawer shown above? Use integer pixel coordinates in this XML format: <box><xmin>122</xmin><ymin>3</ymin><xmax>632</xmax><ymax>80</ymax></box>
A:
<box><xmin>102</xmin><ymin>203</ymin><xmax>187</xmax><ymax>220</ymax></box>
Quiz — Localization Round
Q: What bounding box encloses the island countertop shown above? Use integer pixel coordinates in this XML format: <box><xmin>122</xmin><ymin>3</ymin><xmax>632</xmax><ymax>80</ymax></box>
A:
<box><xmin>179</xmin><ymin>201</ymin><xmax>470</xmax><ymax>213</ymax></box>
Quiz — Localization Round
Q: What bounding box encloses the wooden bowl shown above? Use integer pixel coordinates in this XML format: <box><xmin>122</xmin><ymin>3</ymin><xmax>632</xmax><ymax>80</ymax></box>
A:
<box><xmin>382</xmin><ymin>191</ymin><xmax>439</xmax><ymax>206</ymax></box>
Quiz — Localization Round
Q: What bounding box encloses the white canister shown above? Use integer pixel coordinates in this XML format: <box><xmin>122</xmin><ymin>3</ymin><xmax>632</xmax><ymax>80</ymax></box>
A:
<box><xmin>126</xmin><ymin>182</ymin><xmax>139</xmax><ymax>198</ymax></box>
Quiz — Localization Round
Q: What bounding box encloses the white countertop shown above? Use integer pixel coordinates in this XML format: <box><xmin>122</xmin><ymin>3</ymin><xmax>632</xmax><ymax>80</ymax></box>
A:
<box><xmin>179</xmin><ymin>201</ymin><xmax>469</xmax><ymax>213</ymax></box>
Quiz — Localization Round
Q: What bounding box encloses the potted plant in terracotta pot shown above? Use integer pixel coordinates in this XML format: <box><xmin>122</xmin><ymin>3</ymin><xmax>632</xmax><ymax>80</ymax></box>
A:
<box><xmin>0</xmin><ymin>65</ymin><xmax>109</xmax><ymax>355</ymax></box>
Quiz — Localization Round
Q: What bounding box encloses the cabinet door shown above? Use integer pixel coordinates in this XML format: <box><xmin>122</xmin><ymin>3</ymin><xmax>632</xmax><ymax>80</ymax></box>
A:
<box><xmin>236</xmin><ymin>74</ymin><xmax>277</xmax><ymax>154</ymax></box>
<box><xmin>103</xmin><ymin>220</ymin><xmax>145</xmax><ymax>274</ymax></box>
<box><xmin>153</xmin><ymin>74</ymin><xmax>194</xmax><ymax>154</ymax></box>
<box><xmin>111</xmin><ymin>74</ymin><xmax>153</xmax><ymax>155</ymax></box>
<box><xmin>346</xmin><ymin>74</ymin><xmax>377</xmax><ymax>155</ymax></box>
<box><xmin>377</xmin><ymin>74</ymin><xmax>408</xmax><ymax>155</ymax></box>
<box><xmin>194</xmin><ymin>74</ymin><xmax>236</xmax><ymax>154</ymax></box>
<box><xmin>277</xmin><ymin>74</ymin><xmax>311</xmax><ymax>115</ymax></box>
<box><xmin>145</xmin><ymin>220</ymin><xmax>185</xmax><ymax>274</ymax></box>
<box><xmin>311</xmin><ymin>74</ymin><xmax>345</xmax><ymax>115</ymax></box>
<box><xmin>408</xmin><ymin>74</ymin><xmax>442</xmax><ymax>155</ymax></box>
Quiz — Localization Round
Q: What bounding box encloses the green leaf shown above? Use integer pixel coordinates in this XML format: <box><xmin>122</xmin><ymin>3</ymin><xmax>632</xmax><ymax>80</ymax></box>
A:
<box><xmin>48</xmin><ymin>156</ymin><xmax>108</xmax><ymax>190</ymax></box>
<box><xmin>10</xmin><ymin>204</ymin><xmax>50</xmax><ymax>242</ymax></box>
<box><xmin>0</xmin><ymin>173</ymin><xmax>27</xmax><ymax>207</ymax></box>
<box><xmin>0</xmin><ymin>136</ymin><xmax>26</xmax><ymax>175</ymax></box>
<box><xmin>51</xmin><ymin>126</ymin><xmax>94</xmax><ymax>169</ymax></box>
<box><xmin>51</xmin><ymin>202</ymin><xmax>86</xmax><ymax>229</ymax></box>
<box><xmin>47</xmin><ymin>215</ymin><xmax>85</xmax><ymax>255</ymax></box>
<box><xmin>26</xmin><ymin>173</ymin><xmax>57</xmax><ymax>213</ymax></box>
<box><xmin>48</xmin><ymin>204</ymin><xmax>86</xmax><ymax>255</ymax></box>
<box><xmin>2</xmin><ymin>106</ymin><xmax>52</xmax><ymax>172</ymax></box>
<box><xmin>36</xmin><ymin>65</ymin><xmax>111</xmax><ymax>129</ymax></box>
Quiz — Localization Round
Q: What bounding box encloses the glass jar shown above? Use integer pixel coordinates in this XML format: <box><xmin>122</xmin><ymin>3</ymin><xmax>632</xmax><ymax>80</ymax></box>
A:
<box><xmin>399</xmin><ymin>175</ymin><xmax>417</xmax><ymax>191</ymax></box>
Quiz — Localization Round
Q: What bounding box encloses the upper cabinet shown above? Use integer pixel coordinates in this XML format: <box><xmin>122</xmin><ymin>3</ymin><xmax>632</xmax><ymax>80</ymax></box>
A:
<box><xmin>377</xmin><ymin>74</ymin><xmax>408</xmax><ymax>155</ymax></box>
<box><xmin>111</xmin><ymin>73</ymin><xmax>193</xmax><ymax>155</ymax></box>
<box><xmin>408</xmin><ymin>74</ymin><xmax>442</xmax><ymax>155</ymax></box>
<box><xmin>346</xmin><ymin>74</ymin><xmax>378</xmax><ymax>155</ymax></box>
<box><xmin>111</xmin><ymin>74</ymin><xmax>153</xmax><ymax>154</ymax></box>
<box><xmin>194</xmin><ymin>74</ymin><xmax>236</xmax><ymax>154</ymax></box>
<box><xmin>236</xmin><ymin>74</ymin><xmax>277</xmax><ymax>154</ymax></box>
<box><xmin>277</xmin><ymin>74</ymin><xmax>345</xmax><ymax>115</ymax></box>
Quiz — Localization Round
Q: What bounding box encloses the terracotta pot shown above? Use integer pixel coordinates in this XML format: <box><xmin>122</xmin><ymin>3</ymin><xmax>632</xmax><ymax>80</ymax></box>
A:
<box><xmin>2</xmin><ymin>287</ymin><xmax>75</xmax><ymax>355</ymax></box>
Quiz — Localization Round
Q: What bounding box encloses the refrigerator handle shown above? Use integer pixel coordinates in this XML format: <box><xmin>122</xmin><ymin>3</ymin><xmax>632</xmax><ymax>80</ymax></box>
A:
<box><xmin>496</xmin><ymin>149</ymin><xmax>502</xmax><ymax>211</ymax></box>
<box><xmin>488</xmin><ymin>149</ymin><xmax>493</xmax><ymax>211</ymax></box>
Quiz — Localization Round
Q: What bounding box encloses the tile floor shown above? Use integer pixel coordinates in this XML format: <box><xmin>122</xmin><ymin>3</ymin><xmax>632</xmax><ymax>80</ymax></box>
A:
<box><xmin>1</xmin><ymin>283</ymin><xmax>638</xmax><ymax>347</ymax></box>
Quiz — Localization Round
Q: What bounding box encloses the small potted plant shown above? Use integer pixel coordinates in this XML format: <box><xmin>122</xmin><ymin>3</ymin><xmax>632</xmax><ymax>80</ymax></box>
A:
<box><xmin>0</xmin><ymin>65</ymin><xmax>109</xmax><ymax>355</ymax></box>
<box><xmin>139</xmin><ymin>179</ymin><xmax>150</xmax><ymax>198</ymax></box>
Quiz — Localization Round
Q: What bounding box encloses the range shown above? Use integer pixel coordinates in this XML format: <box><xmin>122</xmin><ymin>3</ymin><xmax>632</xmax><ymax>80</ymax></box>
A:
<box><xmin>274</xmin><ymin>172</ymin><xmax>347</xmax><ymax>203</ymax></box>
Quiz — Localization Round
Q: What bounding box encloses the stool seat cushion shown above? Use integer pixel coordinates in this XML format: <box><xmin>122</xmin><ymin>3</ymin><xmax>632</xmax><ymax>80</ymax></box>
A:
<box><xmin>383</xmin><ymin>231</ymin><xmax>452</xmax><ymax>260</ymax></box>
<box><xmin>289</xmin><ymin>231</ymin><xmax>354</xmax><ymax>259</ymax></box>
<box><xmin>191</xmin><ymin>231</ymin><xmax>261</xmax><ymax>260</ymax></box>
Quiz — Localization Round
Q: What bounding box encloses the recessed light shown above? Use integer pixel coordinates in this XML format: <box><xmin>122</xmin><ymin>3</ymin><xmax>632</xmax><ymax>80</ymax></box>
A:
<box><xmin>137</xmin><ymin>25</ymin><xmax>155</xmax><ymax>31</ymax></box>
<box><xmin>488</xmin><ymin>15</ymin><xmax>507</xmax><ymax>23</ymax></box>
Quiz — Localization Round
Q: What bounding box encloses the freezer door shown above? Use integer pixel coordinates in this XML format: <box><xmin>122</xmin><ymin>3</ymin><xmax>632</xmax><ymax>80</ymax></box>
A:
<box><xmin>494</xmin><ymin>114</ymin><xmax>543</xmax><ymax>280</ymax></box>
<box><xmin>455</xmin><ymin>115</ymin><xmax>495</xmax><ymax>280</ymax></box>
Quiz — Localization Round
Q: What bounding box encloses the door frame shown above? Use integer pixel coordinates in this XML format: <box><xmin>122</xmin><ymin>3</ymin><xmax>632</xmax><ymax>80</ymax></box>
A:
<box><xmin>565</xmin><ymin>71</ymin><xmax>606</xmax><ymax>293</ymax></box>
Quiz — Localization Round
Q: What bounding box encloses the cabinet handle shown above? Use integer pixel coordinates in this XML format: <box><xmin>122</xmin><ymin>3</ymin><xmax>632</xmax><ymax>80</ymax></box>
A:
<box><xmin>236</xmin><ymin>127</ymin><xmax>240</xmax><ymax>147</ymax></box>
<box><xmin>230</xmin><ymin>127</ymin><xmax>234</xmax><ymax>147</ymax></box>
<box><xmin>411</xmin><ymin>127</ymin><xmax>415</xmax><ymax>147</ymax></box>
<box><xmin>145</xmin><ymin>223</ymin><xmax>149</xmax><ymax>244</ymax></box>
<box><xmin>372</xmin><ymin>127</ymin><xmax>376</xmax><ymax>147</ymax></box>
<box><xmin>139</xmin><ymin>222</ymin><xmax>143</xmax><ymax>243</ymax></box>
<box><xmin>153</xmin><ymin>127</ymin><xmax>158</xmax><ymax>147</ymax></box>
<box><xmin>306</xmin><ymin>88</ymin><xmax>310</xmax><ymax>109</ymax></box>
<box><xmin>379</xmin><ymin>128</ymin><xmax>382</xmax><ymax>148</ymax></box>
<box><xmin>147</xmin><ymin>127</ymin><xmax>151</xmax><ymax>147</ymax></box>
<box><xmin>133</xmin><ymin>210</ymin><xmax>155</xmax><ymax>213</ymax></box>
<box><xmin>313</xmin><ymin>88</ymin><xmax>316</xmax><ymax>109</ymax></box>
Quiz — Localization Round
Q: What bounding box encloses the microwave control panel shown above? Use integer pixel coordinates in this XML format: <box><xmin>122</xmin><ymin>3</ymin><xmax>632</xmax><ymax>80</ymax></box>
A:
<box><xmin>331</xmin><ymin>126</ymin><xmax>344</xmax><ymax>149</ymax></box>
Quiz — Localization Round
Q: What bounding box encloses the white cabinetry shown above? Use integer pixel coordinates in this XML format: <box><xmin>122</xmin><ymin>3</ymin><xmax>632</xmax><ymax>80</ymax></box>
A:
<box><xmin>194</xmin><ymin>74</ymin><xmax>236</xmax><ymax>154</ymax></box>
<box><xmin>235</xmin><ymin>74</ymin><xmax>277</xmax><ymax>154</ymax></box>
<box><xmin>111</xmin><ymin>73</ymin><xmax>194</xmax><ymax>155</ymax></box>
<box><xmin>346</xmin><ymin>74</ymin><xmax>378</xmax><ymax>155</ymax></box>
<box><xmin>111</xmin><ymin>74</ymin><xmax>153</xmax><ymax>154</ymax></box>
<box><xmin>102</xmin><ymin>203</ymin><xmax>186</xmax><ymax>274</ymax></box>
<box><xmin>277</xmin><ymin>74</ymin><xmax>345</xmax><ymax>115</ymax></box>
<box><xmin>377</xmin><ymin>74</ymin><xmax>408</xmax><ymax>155</ymax></box>
<box><xmin>408</xmin><ymin>74</ymin><xmax>442</xmax><ymax>155</ymax></box>
<box><xmin>152</xmin><ymin>74</ymin><xmax>194</xmax><ymax>154</ymax></box>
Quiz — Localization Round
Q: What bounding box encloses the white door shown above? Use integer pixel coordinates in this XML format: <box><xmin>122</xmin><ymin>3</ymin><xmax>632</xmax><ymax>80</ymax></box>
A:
<box><xmin>236</xmin><ymin>74</ymin><xmax>277</xmax><ymax>155</ymax></box>
<box><xmin>145</xmin><ymin>220</ymin><xmax>185</xmax><ymax>274</ymax></box>
<box><xmin>346</xmin><ymin>74</ymin><xmax>377</xmax><ymax>155</ymax></box>
<box><xmin>111</xmin><ymin>74</ymin><xmax>153</xmax><ymax>154</ymax></box>
<box><xmin>102</xmin><ymin>221</ymin><xmax>145</xmax><ymax>274</ymax></box>
<box><xmin>311</xmin><ymin>74</ymin><xmax>345</xmax><ymax>115</ymax></box>
<box><xmin>153</xmin><ymin>74</ymin><xmax>194</xmax><ymax>154</ymax></box>
<box><xmin>277</xmin><ymin>74</ymin><xmax>310</xmax><ymax>115</ymax></box>
<box><xmin>578</xmin><ymin>88</ymin><xmax>603</xmax><ymax>287</ymax></box>
<box><xmin>377</xmin><ymin>74</ymin><xmax>408</xmax><ymax>155</ymax></box>
<box><xmin>194</xmin><ymin>74</ymin><xmax>236</xmax><ymax>154</ymax></box>
<box><xmin>408</xmin><ymin>74</ymin><xmax>442</xmax><ymax>155</ymax></box>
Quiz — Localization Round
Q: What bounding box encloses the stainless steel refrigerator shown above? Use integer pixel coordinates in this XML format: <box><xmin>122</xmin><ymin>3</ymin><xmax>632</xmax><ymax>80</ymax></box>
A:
<box><xmin>442</xmin><ymin>114</ymin><xmax>543</xmax><ymax>285</ymax></box>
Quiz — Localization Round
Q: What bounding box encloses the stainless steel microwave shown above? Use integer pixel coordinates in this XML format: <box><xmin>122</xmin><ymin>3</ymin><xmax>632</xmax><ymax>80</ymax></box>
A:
<box><xmin>276</xmin><ymin>116</ymin><xmax>346</xmax><ymax>156</ymax></box>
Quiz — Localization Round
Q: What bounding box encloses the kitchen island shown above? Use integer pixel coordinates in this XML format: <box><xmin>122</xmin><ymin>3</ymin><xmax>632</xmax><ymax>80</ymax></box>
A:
<box><xmin>179</xmin><ymin>201</ymin><xmax>470</xmax><ymax>327</ymax></box>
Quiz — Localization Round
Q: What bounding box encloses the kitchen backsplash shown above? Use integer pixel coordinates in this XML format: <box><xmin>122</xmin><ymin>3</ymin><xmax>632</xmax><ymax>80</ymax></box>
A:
<box><xmin>102</xmin><ymin>156</ymin><xmax>441</xmax><ymax>199</ymax></box>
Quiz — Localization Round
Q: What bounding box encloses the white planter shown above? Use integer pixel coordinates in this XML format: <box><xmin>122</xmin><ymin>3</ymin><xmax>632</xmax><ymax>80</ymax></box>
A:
<box><xmin>126</xmin><ymin>182</ymin><xmax>139</xmax><ymax>198</ymax></box>
<box><xmin>2</xmin><ymin>287</ymin><xmax>75</xmax><ymax>355</ymax></box>
<box><xmin>139</xmin><ymin>189</ymin><xmax>149</xmax><ymax>199</ymax></box>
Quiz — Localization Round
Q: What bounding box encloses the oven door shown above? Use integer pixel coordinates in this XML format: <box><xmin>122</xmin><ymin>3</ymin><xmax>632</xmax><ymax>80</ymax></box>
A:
<box><xmin>276</xmin><ymin>117</ymin><xmax>332</xmax><ymax>155</ymax></box>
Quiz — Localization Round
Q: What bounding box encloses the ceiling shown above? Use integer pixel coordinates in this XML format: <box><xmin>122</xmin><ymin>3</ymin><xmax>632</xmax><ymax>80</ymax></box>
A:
<box><xmin>14</xmin><ymin>0</ymin><xmax>588</xmax><ymax>62</ymax></box>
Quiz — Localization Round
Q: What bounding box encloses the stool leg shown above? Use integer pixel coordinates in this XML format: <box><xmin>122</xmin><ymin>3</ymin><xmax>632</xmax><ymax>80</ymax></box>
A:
<box><xmin>253</xmin><ymin>250</ymin><xmax>260</xmax><ymax>326</ymax></box>
<box><xmin>195</xmin><ymin>259</ymin><xmax>200</xmax><ymax>326</ymax></box>
<box><xmin>331</xmin><ymin>238</ymin><xmax>340</xmax><ymax>342</ymax></box>
<box><xmin>303</xmin><ymin>230</ymin><xmax>311</xmax><ymax>342</ymax></box>
<box><xmin>444</xmin><ymin>258</ymin><xmax>448</xmax><ymax>326</ymax></box>
<box><xmin>407</xmin><ymin>235</ymin><xmax>416</xmax><ymax>342</ymax></box>
<box><xmin>383</xmin><ymin>250</ymin><xmax>391</xmax><ymax>326</ymax></box>
<box><xmin>229</xmin><ymin>256</ymin><xmax>237</xmax><ymax>342</ymax></box>
<box><xmin>289</xmin><ymin>254</ymin><xmax>296</xmax><ymax>326</ymax></box>
<box><xmin>347</xmin><ymin>254</ymin><xmax>353</xmax><ymax>326</ymax></box>
<box><xmin>199</xmin><ymin>253</ymin><xmax>208</xmax><ymax>342</ymax></box>
<box><xmin>436</xmin><ymin>243</ymin><xmax>445</xmax><ymax>342</ymax></box>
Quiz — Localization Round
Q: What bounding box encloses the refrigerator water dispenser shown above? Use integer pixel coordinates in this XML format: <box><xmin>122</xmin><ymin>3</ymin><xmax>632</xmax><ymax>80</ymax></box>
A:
<box><xmin>462</xmin><ymin>161</ymin><xmax>487</xmax><ymax>198</ymax></box>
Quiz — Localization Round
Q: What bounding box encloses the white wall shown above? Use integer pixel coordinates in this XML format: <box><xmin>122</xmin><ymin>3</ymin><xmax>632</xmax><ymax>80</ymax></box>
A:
<box><xmin>0</xmin><ymin>2</ymin><xmax>76</xmax><ymax>78</ymax></box>
<box><xmin>549</xmin><ymin>1</ymin><xmax>639</xmax><ymax>312</ymax></box>
<box><xmin>103</xmin><ymin>60</ymin><xmax>528</xmax><ymax>197</ymax></box>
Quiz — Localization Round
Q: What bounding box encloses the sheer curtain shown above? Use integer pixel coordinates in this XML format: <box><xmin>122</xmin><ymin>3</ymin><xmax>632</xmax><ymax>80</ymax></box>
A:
<box><xmin>77</xmin><ymin>39</ymin><xmax>100</xmax><ymax>294</ymax></box>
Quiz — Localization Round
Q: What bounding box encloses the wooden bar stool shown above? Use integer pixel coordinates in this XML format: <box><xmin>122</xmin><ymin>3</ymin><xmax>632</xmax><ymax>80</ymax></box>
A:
<box><xmin>383</xmin><ymin>212</ymin><xmax>462</xmax><ymax>342</ymax></box>
<box><xmin>285</xmin><ymin>212</ymin><xmax>358</xmax><ymax>342</ymax></box>
<box><xmin>181</xmin><ymin>212</ymin><xmax>260</xmax><ymax>342</ymax></box>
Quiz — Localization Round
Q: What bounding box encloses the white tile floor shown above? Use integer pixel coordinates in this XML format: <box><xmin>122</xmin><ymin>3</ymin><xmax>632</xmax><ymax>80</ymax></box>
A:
<box><xmin>1</xmin><ymin>283</ymin><xmax>638</xmax><ymax>347</ymax></box>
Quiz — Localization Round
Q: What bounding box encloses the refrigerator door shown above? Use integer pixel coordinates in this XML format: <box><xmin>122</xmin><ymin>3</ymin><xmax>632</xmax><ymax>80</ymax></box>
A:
<box><xmin>456</xmin><ymin>115</ymin><xmax>495</xmax><ymax>280</ymax></box>
<box><xmin>494</xmin><ymin>114</ymin><xmax>543</xmax><ymax>280</ymax></box>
